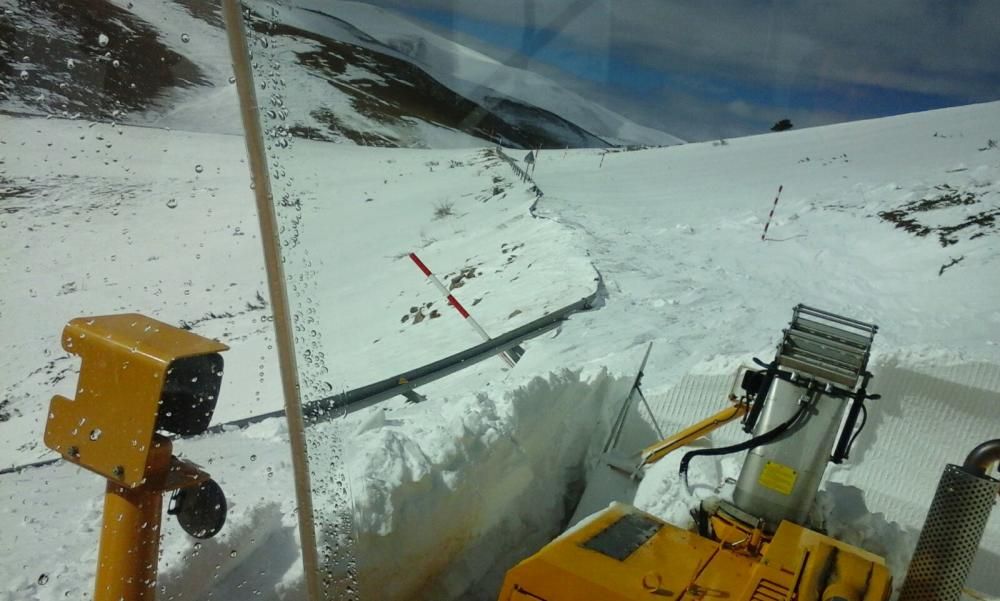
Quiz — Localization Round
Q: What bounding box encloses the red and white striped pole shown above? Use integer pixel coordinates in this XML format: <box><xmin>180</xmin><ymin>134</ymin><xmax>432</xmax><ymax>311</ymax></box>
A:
<box><xmin>408</xmin><ymin>252</ymin><xmax>516</xmax><ymax>368</ymax></box>
<box><xmin>761</xmin><ymin>185</ymin><xmax>783</xmax><ymax>241</ymax></box>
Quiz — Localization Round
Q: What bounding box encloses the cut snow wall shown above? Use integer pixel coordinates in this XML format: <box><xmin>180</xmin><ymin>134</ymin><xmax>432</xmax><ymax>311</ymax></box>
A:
<box><xmin>639</xmin><ymin>357</ymin><xmax>1000</xmax><ymax>594</ymax></box>
<box><xmin>310</xmin><ymin>368</ymin><xmax>633</xmax><ymax>601</ymax></box>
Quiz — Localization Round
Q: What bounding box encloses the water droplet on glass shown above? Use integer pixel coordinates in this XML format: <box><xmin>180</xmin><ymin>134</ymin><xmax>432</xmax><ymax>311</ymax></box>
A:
<box><xmin>98</xmin><ymin>33</ymin><xmax>109</xmax><ymax>47</ymax></box>
<box><xmin>37</xmin><ymin>574</ymin><xmax>49</xmax><ymax>585</ymax></box>
<box><xmin>181</xmin><ymin>33</ymin><xmax>191</xmax><ymax>43</ymax></box>
<box><xmin>228</xmin><ymin>76</ymin><xmax>237</xmax><ymax>84</ymax></box>
<box><xmin>194</xmin><ymin>164</ymin><xmax>204</xmax><ymax>174</ymax></box>
<box><xmin>166</xmin><ymin>198</ymin><xmax>178</xmax><ymax>209</ymax></box>
<box><xmin>230</xmin><ymin>550</ymin><xmax>238</xmax><ymax>558</ymax></box>
<box><xmin>250</xmin><ymin>454</ymin><xmax>257</xmax><ymax>462</ymax></box>
<box><xmin>89</xmin><ymin>429</ymin><xmax>102</xmax><ymax>441</ymax></box>
<box><xmin>19</xmin><ymin>70</ymin><xmax>28</xmax><ymax>80</ymax></box>
<box><xmin>66</xmin><ymin>58</ymin><xmax>76</xmax><ymax>69</ymax></box>
<box><xmin>112</xmin><ymin>59</ymin><xmax>120</xmax><ymax>68</ymax></box>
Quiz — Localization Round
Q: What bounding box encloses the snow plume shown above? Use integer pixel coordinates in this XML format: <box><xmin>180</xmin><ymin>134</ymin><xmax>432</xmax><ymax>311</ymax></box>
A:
<box><xmin>303</xmin><ymin>368</ymin><xmax>633</xmax><ymax>601</ymax></box>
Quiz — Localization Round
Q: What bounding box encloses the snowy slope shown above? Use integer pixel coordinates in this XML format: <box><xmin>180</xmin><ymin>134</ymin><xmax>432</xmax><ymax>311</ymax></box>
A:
<box><xmin>0</xmin><ymin>115</ymin><xmax>594</xmax><ymax>464</ymax></box>
<box><xmin>528</xmin><ymin>101</ymin><xmax>1000</xmax><ymax>593</ymax></box>
<box><xmin>0</xmin><ymin>116</ymin><xmax>276</xmax><ymax>462</ymax></box>
<box><xmin>1</xmin><ymin>0</ymin><xmax>681</xmax><ymax>149</ymax></box>
<box><xmin>2</xmin><ymin>102</ymin><xmax>1000</xmax><ymax>601</ymax></box>
<box><xmin>252</xmin><ymin>0</ymin><xmax>683</xmax><ymax>147</ymax></box>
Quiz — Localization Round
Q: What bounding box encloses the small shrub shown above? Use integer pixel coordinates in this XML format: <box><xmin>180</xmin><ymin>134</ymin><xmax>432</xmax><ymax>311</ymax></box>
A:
<box><xmin>771</xmin><ymin>119</ymin><xmax>793</xmax><ymax>132</ymax></box>
<box><xmin>433</xmin><ymin>200</ymin><xmax>455</xmax><ymax>219</ymax></box>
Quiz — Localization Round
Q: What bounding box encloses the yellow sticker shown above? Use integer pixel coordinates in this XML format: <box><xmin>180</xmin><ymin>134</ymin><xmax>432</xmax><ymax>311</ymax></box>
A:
<box><xmin>758</xmin><ymin>461</ymin><xmax>798</xmax><ymax>495</ymax></box>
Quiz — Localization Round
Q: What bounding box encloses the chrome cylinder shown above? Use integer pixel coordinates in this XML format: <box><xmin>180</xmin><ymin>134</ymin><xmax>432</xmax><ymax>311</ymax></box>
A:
<box><xmin>733</xmin><ymin>376</ymin><xmax>848</xmax><ymax>529</ymax></box>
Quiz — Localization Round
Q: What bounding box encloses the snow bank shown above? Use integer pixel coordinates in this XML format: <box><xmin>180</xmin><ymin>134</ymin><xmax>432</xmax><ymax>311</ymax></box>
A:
<box><xmin>304</xmin><ymin>368</ymin><xmax>633</xmax><ymax>601</ymax></box>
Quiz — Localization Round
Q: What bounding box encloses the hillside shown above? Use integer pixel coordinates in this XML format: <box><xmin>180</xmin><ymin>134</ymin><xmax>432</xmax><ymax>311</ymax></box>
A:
<box><xmin>0</xmin><ymin>0</ymin><xmax>681</xmax><ymax>149</ymax></box>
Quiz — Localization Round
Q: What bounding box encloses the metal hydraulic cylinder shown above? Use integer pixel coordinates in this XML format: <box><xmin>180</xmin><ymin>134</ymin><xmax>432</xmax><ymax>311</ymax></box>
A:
<box><xmin>733</xmin><ymin>377</ymin><xmax>848</xmax><ymax>529</ymax></box>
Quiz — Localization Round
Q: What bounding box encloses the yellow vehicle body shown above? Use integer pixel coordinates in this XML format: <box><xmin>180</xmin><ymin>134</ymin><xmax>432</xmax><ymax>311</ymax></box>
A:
<box><xmin>497</xmin><ymin>503</ymin><xmax>891</xmax><ymax>601</ymax></box>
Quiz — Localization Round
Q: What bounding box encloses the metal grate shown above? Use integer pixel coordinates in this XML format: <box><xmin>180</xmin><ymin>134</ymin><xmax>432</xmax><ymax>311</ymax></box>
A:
<box><xmin>750</xmin><ymin>578</ymin><xmax>790</xmax><ymax>601</ymax></box>
<box><xmin>898</xmin><ymin>464</ymin><xmax>999</xmax><ymax>601</ymax></box>
<box><xmin>581</xmin><ymin>512</ymin><xmax>662</xmax><ymax>561</ymax></box>
<box><xmin>776</xmin><ymin>305</ymin><xmax>877</xmax><ymax>388</ymax></box>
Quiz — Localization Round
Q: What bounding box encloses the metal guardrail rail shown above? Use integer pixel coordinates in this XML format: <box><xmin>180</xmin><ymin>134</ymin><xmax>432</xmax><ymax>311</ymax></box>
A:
<box><xmin>0</xmin><ymin>292</ymin><xmax>596</xmax><ymax>476</ymax></box>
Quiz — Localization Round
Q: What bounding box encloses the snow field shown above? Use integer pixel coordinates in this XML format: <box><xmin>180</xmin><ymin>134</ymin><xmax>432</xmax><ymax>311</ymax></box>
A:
<box><xmin>3</xmin><ymin>101</ymin><xmax>1000</xmax><ymax>601</ymax></box>
<box><xmin>1</xmin><ymin>112</ymin><xmax>614</xmax><ymax>601</ymax></box>
<box><xmin>527</xmin><ymin>102</ymin><xmax>1000</xmax><ymax>595</ymax></box>
<box><xmin>273</xmin><ymin>141</ymin><xmax>596</xmax><ymax>401</ymax></box>
<box><xmin>0</xmin><ymin>115</ymin><xmax>281</xmax><ymax>465</ymax></box>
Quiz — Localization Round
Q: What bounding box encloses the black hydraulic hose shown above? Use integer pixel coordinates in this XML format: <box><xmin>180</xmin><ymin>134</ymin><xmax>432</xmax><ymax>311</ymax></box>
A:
<box><xmin>679</xmin><ymin>398</ymin><xmax>812</xmax><ymax>484</ymax></box>
<box><xmin>963</xmin><ymin>439</ymin><xmax>1000</xmax><ymax>475</ymax></box>
<box><xmin>742</xmin><ymin>358</ymin><xmax>776</xmax><ymax>433</ymax></box>
<box><xmin>844</xmin><ymin>402</ymin><xmax>868</xmax><ymax>458</ymax></box>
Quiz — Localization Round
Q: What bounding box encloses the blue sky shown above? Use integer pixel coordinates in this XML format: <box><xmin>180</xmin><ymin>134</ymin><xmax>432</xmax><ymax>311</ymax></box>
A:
<box><xmin>363</xmin><ymin>1</ymin><xmax>1000</xmax><ymax>141</ymax></box>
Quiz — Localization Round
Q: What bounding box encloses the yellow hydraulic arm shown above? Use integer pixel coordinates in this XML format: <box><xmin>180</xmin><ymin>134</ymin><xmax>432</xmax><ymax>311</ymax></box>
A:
<box><xmin>638</xmin><ymin>397</ymin><xmax>748</xmax><ymax>468</ymax></box>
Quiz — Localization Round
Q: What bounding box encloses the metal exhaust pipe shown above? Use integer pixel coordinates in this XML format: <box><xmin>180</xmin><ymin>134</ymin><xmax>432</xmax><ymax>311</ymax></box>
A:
<box><xmin>964</xmin><ymin>440</ymin><xmax>1000</xmax><ymax>476</ymax></box>
<box><xmin>898</xmin><ymin>439</ymin><xmax>1000</xmax><ymax>601</ymax></box>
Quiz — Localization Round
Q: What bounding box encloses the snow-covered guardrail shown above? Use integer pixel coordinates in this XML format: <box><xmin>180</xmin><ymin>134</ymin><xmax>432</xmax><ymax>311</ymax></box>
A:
<box><xmin>0</xmin><ymin>292</ymin><xmax>597</xmax><ymax>475</ymax></box>
<box><xmin>492</xmin><ymin>147</ymin><xmax>534</xmax><ymax>184</ymax></box>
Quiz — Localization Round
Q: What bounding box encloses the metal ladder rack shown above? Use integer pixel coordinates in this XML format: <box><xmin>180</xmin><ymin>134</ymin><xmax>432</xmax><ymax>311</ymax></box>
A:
<box><xmin>775</xmin><ymin>304</ymin><xmax>878</xmax><ymax>389</ymax></box>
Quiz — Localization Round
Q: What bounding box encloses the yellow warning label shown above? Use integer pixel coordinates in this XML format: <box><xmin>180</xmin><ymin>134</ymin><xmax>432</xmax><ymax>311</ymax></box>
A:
<box><xmin>758</xmin><ymin>461</ymin><xmax>798</xmax><ymax>495</ymax></box>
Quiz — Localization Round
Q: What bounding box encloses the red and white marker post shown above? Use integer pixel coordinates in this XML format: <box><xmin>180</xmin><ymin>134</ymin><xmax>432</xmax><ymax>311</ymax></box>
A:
<box><xmin>761</xmin><ymin>185</ymin><xmax>783</xmax><ymax>241</ymax></box>
<box><xmin>408</xmin><ymin>252</ymin><xmax>517</xmax><ymax>368</ymax></box>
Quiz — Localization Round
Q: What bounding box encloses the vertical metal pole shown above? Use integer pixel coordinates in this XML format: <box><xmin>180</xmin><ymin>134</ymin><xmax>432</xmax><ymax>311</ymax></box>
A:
<box><xmin>93</xmin><ymin>436</ymin><xmax>172</xmax><ymax>601</ymax></box>
<box><xmin>93</xmin><ymin>483</ymin><xmax>162</xmax><ymax>601</ymax></box>
<box><xmin>221</xmin><ymin>2</ymin><xmax>323</xmax><ymax>600</ymax></box>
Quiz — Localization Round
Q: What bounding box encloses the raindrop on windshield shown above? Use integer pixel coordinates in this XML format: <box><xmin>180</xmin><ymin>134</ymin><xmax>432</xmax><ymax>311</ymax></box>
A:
<box><xmin>181</xmin><ymin>33</ymin><xmax>191</xmax><ymax>43</ymax></box>
<box><xmin>166</xmin><ymin>198</ymin><xmax>178</xmax><ymax>209</ymax></box>
<box><xmin>98</xmin><ymin>33</ymin><xmax>109</xmax><ymax>47</ymax></box>
<box><xmin>194</xmin><ymin>164</ymin><xmax>204</xmax><ymax>174</ymax></box>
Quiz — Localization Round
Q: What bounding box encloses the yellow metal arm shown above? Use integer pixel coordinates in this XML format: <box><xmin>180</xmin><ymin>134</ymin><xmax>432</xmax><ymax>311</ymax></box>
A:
<box><xmin>639</xmin><ymin>398</ymin><xmax>748</xmax><ymax>467</ymax></box>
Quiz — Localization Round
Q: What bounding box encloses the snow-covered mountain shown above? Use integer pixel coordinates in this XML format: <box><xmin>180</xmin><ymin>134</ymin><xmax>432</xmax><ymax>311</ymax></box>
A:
<box><xmin>248</xmin><ymin>0</ymin><xmax>683</xmax><ymax>148</ymax></box>
<box><xmin>1</xmin><ymin>0</ymin><xmax>682</xmax><ymax>148</ymax></box>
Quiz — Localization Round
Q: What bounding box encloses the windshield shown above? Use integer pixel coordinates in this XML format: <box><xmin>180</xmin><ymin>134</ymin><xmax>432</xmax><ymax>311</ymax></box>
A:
<box><xmin>2</xmin><ymin>2</ymin><xmax>999</xmax><ymax>601</ymax></box>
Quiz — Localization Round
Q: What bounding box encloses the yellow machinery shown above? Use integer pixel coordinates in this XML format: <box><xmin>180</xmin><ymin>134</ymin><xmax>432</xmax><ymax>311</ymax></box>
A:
<box><xmin>44</xmin><ymin>314</ymin><xmax>230</xmax><ymax>601</ymax></box>
<box><xmin>498</xmin><ymin>502</ymin><xmax>890</xmax><ymax>601</ymax></box>
<box><xmin>499</xmin><ymin>305</ymin><xmax>1000</xmax><ymax>601</ymax></box>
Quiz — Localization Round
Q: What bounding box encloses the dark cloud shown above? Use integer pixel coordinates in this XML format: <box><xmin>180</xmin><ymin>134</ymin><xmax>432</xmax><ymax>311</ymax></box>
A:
<box><xmin>351</xmin><ymin>0</ymin><xmax>1000</xmax><ymax>141</ymax></box>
